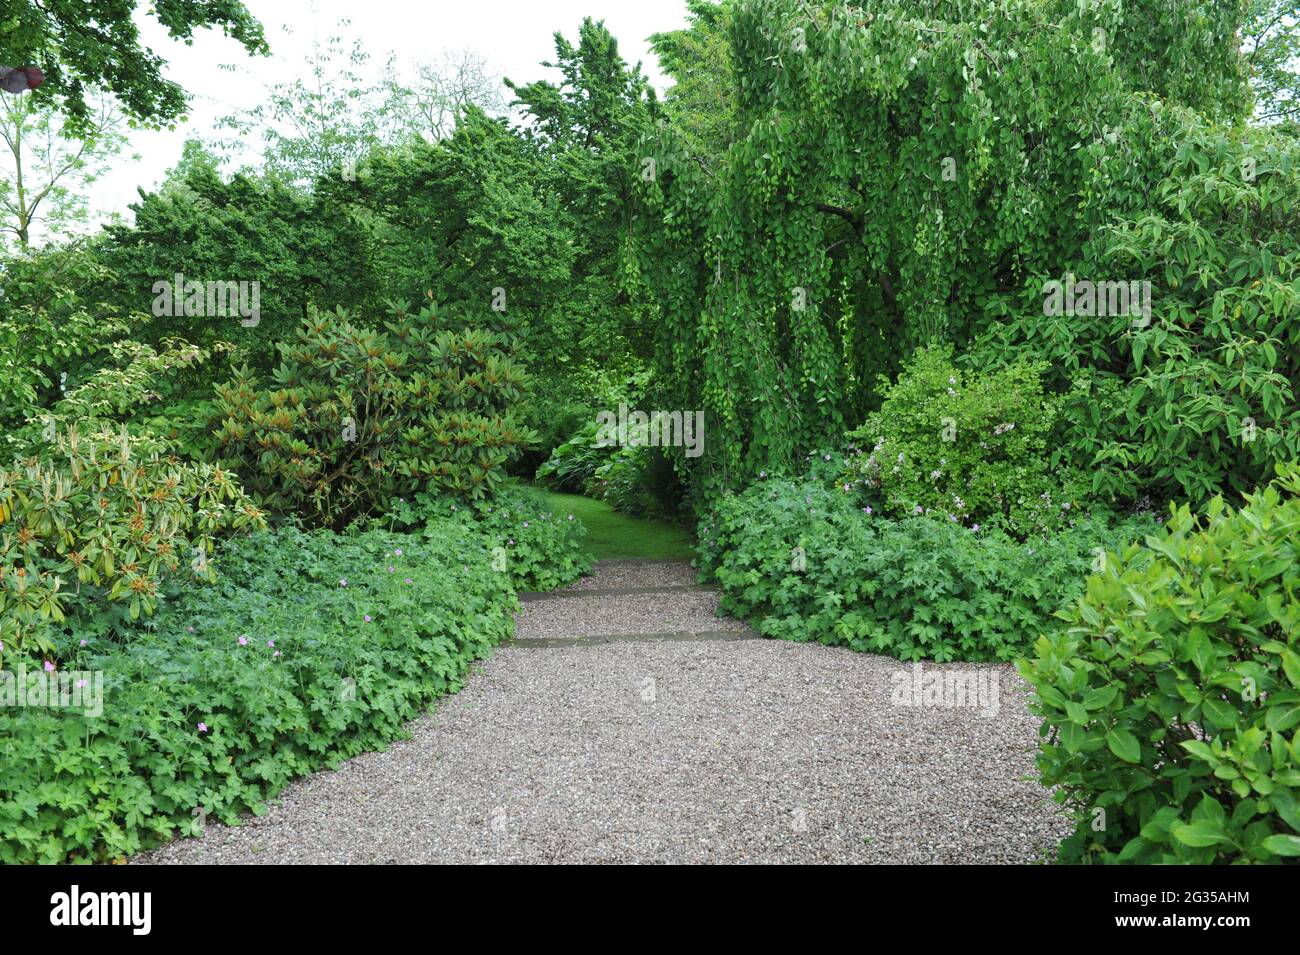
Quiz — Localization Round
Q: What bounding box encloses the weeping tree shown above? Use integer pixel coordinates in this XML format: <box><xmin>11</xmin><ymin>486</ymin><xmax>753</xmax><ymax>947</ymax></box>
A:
<box><xmin>634</xmin><ymin>0</ymin><xmax>1256</xmax><ymax>502</ymax></box>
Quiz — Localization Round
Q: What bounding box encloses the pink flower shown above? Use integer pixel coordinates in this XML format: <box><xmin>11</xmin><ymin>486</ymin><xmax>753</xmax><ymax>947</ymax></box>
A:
<box><xmin>79</xmin><ymin>639</ymin><xmax>88</xmax><ymax>647</ymax></box>
<box><xmin>197</xmin><ymin>722</ymin><xmax>208</xmax><ymax>733</ymax></box>
<box><xmin>364</xmin><ymin>614</ymin><xmax>372</xmax><ymax>623</ymax></box>
<box><xmin>273</xmin><ymin>651</ymin><xmax>281</xmax><ymax>658</ymax></box>
<box><xmin>267</xmin><ymin>640</ymin><xmax>275</xmax><ymax>648</ymax></box>
<box><xmin>339</xmin><ymin>578</ymin><xmax>348</xmax><ymax>587</ymax></box>
<box><xmin>43</xmin><ymin>660</ymin><xmax>55</xmax><ymax>672</ymax></box>
<box><xmin>394</xmin><ymin>548</ymin><xmax>403</xmax><ymax>557</ymax></box>
<box><xmin>388</xmin><ymin>566</ymin><xmax>395</xmax><ymax>573</ymax></box>
<box><xmin>76</xmin><ymin>679</ymin><xmax>87</xmax><ymax>689</ymax></box>
<box><xmin>404</xmin><ymin>578</ymin><xmax>413</xmax><ymax>584</ymax></box>
<box><xmin>238</xmin><ymin>635</ymin><xmax>248</xmax><ymax>646</ymax></box>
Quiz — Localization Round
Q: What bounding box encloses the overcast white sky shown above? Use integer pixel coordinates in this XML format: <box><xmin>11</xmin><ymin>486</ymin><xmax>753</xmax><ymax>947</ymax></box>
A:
<box><xmin>91</xmin><ymin>0</ymin><xmax>687</xmax><ymax>222</ymax></box>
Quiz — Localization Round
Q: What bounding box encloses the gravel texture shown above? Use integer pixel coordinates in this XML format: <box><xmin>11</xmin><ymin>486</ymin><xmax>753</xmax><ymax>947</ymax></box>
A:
<box><xmin>136</xmin><ymin>561</ymin><xmax>1068</xmax><ymax>865</ymax></box>
<box><xmin>513</xmin><ymin>590</ymin><xmax>750</xmax><ymax>639</ymax></box>
<box><xmin>558</xmin><ymin>559</ymin><xmax>701</xmax><ymax>592</ymax></box>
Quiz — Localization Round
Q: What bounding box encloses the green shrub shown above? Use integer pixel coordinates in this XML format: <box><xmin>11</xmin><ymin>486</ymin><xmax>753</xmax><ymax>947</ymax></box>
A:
<box><xmin>390</xmin><ymin>484</ymin><xmax>593</xmax><ymax>591</ymax></box>
<box><xmin>699</xmin><ymin>478</ymin><xmax>1155</xmax><ymax>663</ymax></box>
<box><xmin>213</xmin><ymin>302</ymin><xmax>535</xmax><ymax>528</ymax></box>
<box><xmin>536</xmin><ymin>419</ymin><xmax>605</xmax><ymax>493</ymax></box>
<box><xmin>1018</xmin><ymin>464</ymin><xmax>1300</xmax><ymax>864</ymax></box>
<box><xmin>0</xmin><ymin>243</ymin><xmax>130</xmax><ymax>432</ymax></box>
<box><xmin>0</xmin><ymin>420</ymin><xmax>264</xmax><ymax>661</ymax></box>
<box><xmin>539</xmin><ymin>424</ymin><xmax>686</xmax><ymax>520</ymax></box>
<box><xmin>974</xmin><ymin>103</ymin><xmax>1300</xmax><ymax>508</ymax></box>
<box><xmin>841</xmin><ymin>344</ymin><xmax>1082</xmax><ymax>538</ymax></box>
<box><xmin>0</xmin><ymin>520</ymin><xmax>515</xmax><ymax>864</ymax></box>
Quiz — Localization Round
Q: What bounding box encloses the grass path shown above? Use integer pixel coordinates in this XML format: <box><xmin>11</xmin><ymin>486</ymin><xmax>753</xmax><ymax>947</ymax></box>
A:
<box><xmin>536</xmin><ymin>490</ymin><xmax>695</xmax><ymax>561</ymax></box>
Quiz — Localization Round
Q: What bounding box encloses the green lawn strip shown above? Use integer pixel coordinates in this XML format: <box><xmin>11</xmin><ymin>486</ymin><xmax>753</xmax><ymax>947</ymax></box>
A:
<box><xmin>534</xmin><ymin>490</ymin><xmax>696</xmax><ymax>561</ymax></box>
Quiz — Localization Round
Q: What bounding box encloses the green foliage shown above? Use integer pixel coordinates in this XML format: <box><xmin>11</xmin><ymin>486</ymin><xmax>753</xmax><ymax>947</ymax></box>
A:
<box><xmin>0</xmin><ymin>243</ymin><xmax>129</xmax><ymax>429</ymax></box>
<box><xmin>506</xmin><ymin>18</ymin><xmax>660</xmax><ymax>361</ymax></box>
<box><xmin>842</xmin><ymin>344</ymin><xmax>1081</xmax><ymax>537</ymax></box>
<box><xmin>649</xmin><ymin>0</ymin><xmax>739</xmax><ymax>162</ymax></box>
<box><xmin>388</xmin><ymin>484</ymin><xmax>593</xmax><ymax>592</ymax></box>
<box><xmin>975</xmin><ymin>102</ymin><xmax>1300</xmax><ymax>508</ymax></box>
<box><xmin>0</xmin><ymin>520</ymin><xmax>514</xmax><ymax>864</ymax></box>
<box><xmin>699</xmin><ymin>478</ymin><xmax>1155</xmax><ymax>663</ymax></box>
<box><xmin>519</xmin><ymin>360</ymin><xmax>645</xmax><ymax>472</ymax></box>
<box><xmin>0</xmin><ymin>420</ymin><xmax>264</xmax><ymax>660</ymax></box>
<box><xmin>536</xmin><ymin>419</ymin><xmax>606</xmax><ymax>493</ymax></box>
<box><xmin>100</xmin><ymin>160</ymin><xmax>377</xmax><ymax>368</ymax></box>
<box><xmin>214</xmin><ymin>27</ymin><xmax>387</xmax><ymax>186</ymax></box>
<box><xmin>534</xmin><ymin>366</ymin><xmax>686</xmax><ymax>519</ymax></box>
<box><xmin>0</xmin><ymin>92</ymin><xmax>131</xmax><ymax>248</ymax></box>
<box><xmin>0</xmin><ymin>0</ymin><xmax>268</xmax><ymax>133</ymax></box>
<box><xmin>538</xmin><ymin>420</ymin><xmax>686</xmax><ymax>520</ymax></box>
<box><xmin>348</xmin><ymin>109</ymin><xmax>575</xmax><ymax>354</ymax></box>
<box><xmin>635</xmin><ymin>0</ymin><xmax>1260</xmax><ymax>503</ymax></box>
<box><xmin>213</xmin><ymin>302</ymin><xmax>534</xmax><ymax>528</ymax></box>
<box><xmin>1243</xmin><ymin>0</ymin><xmax>1300</xmax><ymax>124</ymax></box>
<box><xmin>1018</xmin><ymin>464</ymin><xmax>1300</xmax><ymax>864</ymax></box>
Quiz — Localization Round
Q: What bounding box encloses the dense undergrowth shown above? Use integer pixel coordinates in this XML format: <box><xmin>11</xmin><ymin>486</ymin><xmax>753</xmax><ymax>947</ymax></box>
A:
<box><xmin>0</xmin><ymin>507</ymin><xmax>588</xmax><ymax>864</ymax></box>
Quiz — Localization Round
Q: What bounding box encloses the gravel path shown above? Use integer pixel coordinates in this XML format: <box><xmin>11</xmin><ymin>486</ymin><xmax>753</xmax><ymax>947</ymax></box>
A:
<box><xmin>137</xmin><ymin>560</ymin><xmax>1069</xmax><ymax>865</ymax></box>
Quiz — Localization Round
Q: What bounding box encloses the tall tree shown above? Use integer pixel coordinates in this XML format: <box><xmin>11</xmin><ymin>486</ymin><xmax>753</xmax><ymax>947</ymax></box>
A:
<box><xmin>649</xmin><ymin>0</ymin><xmax>738</xmax><ymax>163</ymax></box>
<box><xmin>1242</xmin><ymin>0</ymin><xmax>1300</xmax><ymax>124</ymax></box>
<box><xmin>215</xmin><ymin>23</ymin><xmax>385</xmax><ymax>187</ymax></box>
<box><xmin>634</xmin><ymin>0</ymin><xmax>1263</xmax><ymax>499</ymax></box>
<box><xmin>381</xmin><ymin>49</ymin><xmax>508</xmax><ymax>143</ymax></box>
<box><xmin>0</xmin><ymin>0</ymin><xmax>267</xmax><ymax>132</ymax></box>
<box><xmin>0</xmin><ymin>92</ymin><xmax>128</xmax><ymax>247</ymax></box>
<box><xmin>505</xmin><ymin>18</ymin><xmax>660</xmax><ymax>359</ymax></box>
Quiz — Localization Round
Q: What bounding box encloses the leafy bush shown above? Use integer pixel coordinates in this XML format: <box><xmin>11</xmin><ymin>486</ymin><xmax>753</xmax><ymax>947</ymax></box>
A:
<box><xmin>536</xmin><ymin>418</ymin><xmax>605</xmax><ymax>493</ymax></box>
<box><xmin>0</xmin><ymin>421</ymin><xmax>264</xmax><ymax>661</ymax></box>
<box><xmin>538</xmin><ymin>394</ymin><xmax>688</xmax><ymax>521</ymax></box>
<box><xmin>0</xmin><ymin>521</ymin><xmax>515</xmax><ymax>863</ymax></box>
<box><xmin>389</xmin><ymin>484</ymin><xmax>593</xmax><ymax>592</ymax></box>
<box><xmin>699</xmin><ymin>478</ymin><xmax>1155</xmax><ymax>663</ymax></box>
<box><xmin>841</xmin><ymin>345</ymin><xmax>1082</xmax><ymax>538</ymax></box>
<box><xmin>589</xmin><ymin>444</ymin><xmax>684</xmax><ymax>519</ymax></box>
<box><xmin>214</xmin><ymin>302</ymin><xmax>534</xmax><ymax>528</ymax></box>
<box><xmin>1018</xmin><ymin>464</ymin><xmax>1300</xmax><ymax>864</ymax></box>
<box><xmin>99</xmin><ymin>158</ymin><xmax>378</xmax><ymax>367</ymax></box>
<box><xmin>0</xmin><ymin>243</ymin><xmax>130</xmax><ymax>430</ymax></box>
<box><xmin>974</xmin><ymin>102</ymin><xmax>1300</xmax><ymax>508</ymax></box>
